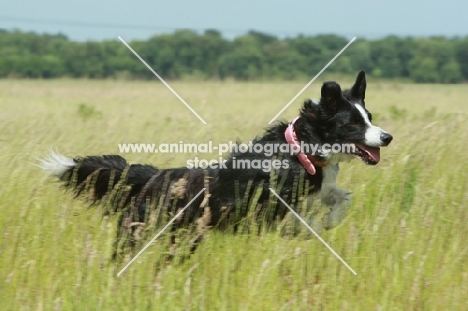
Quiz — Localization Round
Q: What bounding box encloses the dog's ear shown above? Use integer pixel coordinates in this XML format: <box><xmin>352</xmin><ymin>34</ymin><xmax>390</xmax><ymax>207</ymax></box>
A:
<box><xmin>301</xmin><ymin>98</ymin><xmax>320</xmax><ymax>119</ymax></box>
<box><xmin>350</xmin><ymin>70</ymin><xmax>366</xmax><ymax>104</ymax></box>
<box><xmin>321</xmin><ymin>81</ymin><xmax>342</xmax><ymax>112</ymax></box>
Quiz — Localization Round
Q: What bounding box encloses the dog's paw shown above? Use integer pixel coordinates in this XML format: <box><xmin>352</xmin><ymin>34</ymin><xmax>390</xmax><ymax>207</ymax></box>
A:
<box><xmin>321</xmin><ymin>188</ymin><xmax>352</xmax><ymax>230</ymax></box>
<box><xmin>321</xmin><ymin>188</ymin><xmax>351</xmax><ymax>206</ymax></box>
<box><xmin>307</xmin><ymin>218</ymin><xmax>324</xmax><ymax>235</ymax></box>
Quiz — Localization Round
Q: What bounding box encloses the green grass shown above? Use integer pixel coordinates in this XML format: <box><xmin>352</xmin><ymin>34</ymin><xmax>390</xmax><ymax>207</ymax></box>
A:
<box><xmin>1</xmin><ymin>79</ymin><xmax>467</xmax><ymax>310</ymax></box>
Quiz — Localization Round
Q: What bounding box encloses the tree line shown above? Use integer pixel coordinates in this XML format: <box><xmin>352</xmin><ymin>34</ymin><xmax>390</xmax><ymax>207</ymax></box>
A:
<box><xmin>0</xmin><ymin>29</ymin><xmax>467</xmax><ymax>83</ymax></box>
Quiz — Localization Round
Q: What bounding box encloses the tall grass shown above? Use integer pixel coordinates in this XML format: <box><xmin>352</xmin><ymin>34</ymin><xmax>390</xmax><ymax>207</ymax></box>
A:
<box><xmin>0</xmin><ymin>79</ymin><xmax>467</xmax><ymax>310</ymax></box>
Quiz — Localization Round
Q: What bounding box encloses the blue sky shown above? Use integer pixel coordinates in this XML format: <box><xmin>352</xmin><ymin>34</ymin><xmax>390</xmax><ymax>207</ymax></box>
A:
<box><xmin>1</xmin><ymin>0</ymin><xmax>467</xmax><ymax>41</ymax></box>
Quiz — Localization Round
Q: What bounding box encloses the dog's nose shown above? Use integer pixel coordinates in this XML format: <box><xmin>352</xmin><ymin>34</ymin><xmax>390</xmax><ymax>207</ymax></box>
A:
<box><xmin>380</xmin><ymin>133</ymin><xmax>393</xmax><ymax>146</ymax></box>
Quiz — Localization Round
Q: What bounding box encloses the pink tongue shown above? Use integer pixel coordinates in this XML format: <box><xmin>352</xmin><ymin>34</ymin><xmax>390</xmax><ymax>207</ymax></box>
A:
<box><xmin>356</xmin><ymin>144</ymin><xmax>381</xmax><ymax>163</ymax></box>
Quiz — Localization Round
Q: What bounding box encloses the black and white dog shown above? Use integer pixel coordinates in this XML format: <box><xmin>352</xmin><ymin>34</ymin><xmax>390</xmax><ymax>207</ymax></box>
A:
<box><xmin>41</xmin><ymin>70</ymin><xmax>392</xmax><ymax>255</ymax></box>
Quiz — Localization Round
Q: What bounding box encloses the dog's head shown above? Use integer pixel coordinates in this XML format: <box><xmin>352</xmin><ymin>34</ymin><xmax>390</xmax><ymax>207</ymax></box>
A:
<box><xmin>299</xmin><ymin>70</ymin><xmax>392</xmax><ymax>165</ymax></box>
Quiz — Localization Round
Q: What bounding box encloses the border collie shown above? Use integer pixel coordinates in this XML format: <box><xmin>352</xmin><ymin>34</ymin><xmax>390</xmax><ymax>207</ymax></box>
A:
<box><xmin>40</xmin><ymin>70</ymin><xmax>392</xmax><ymax>256</ymax></box>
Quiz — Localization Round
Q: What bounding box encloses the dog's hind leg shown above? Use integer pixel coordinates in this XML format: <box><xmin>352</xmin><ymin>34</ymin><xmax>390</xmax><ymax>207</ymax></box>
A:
<box><xmin>166</xmin><ymin>178</ymin><xmax>208</xmax><ymax>262</ymax></box>
<box><xmin>189</xmin><ymin>190</ymin><xmax>212</xmax><ymax>253</ymax></box>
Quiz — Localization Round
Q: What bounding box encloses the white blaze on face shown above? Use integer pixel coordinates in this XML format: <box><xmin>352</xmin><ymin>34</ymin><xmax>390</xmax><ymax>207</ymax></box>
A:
<box><xmin>354</xmin><ymin>104</ymin><xmax>389</xmax><ymax>147</ymax></box>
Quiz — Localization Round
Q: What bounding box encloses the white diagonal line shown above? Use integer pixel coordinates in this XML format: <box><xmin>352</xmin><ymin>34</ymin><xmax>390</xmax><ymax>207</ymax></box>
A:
<box><xmin>117</xmin><ymin>188</ymin><xmax>206</xmax><ymax>277</ymax></box>
<box><xmin>118</xmin><ymin>36</ymin><xmax>207</xmax><ymax>125</ymax></box>
<box><xmin>269</xmin><ymin>188</ymin><xmax>357</xmax><ymax>275</ymax></box>
<box><xmin>268</xmin><ymin>37</ymin><xmax>356</xmax><ymax>124</ymax></box>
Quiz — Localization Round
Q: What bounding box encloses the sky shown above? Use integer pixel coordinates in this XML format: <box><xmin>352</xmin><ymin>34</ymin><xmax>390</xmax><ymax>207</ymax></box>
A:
<box><xmin>1</xmin><ymin>0</ymin><xmax>467</xmax><ymax>41</ymax></box>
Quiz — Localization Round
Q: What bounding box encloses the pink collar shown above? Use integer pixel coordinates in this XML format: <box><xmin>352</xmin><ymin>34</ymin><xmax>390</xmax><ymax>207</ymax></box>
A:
<box><xmin>284</xmin><ymin>117</ymin><xmax>326</xmax><ymax>175</ymax></box>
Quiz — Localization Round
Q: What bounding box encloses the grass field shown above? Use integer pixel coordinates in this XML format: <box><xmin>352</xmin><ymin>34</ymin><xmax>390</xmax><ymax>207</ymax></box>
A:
<box><xmin>1</xmin><ymin>78</ymin><xmax>467</xmax><ymax>310</ymax></box>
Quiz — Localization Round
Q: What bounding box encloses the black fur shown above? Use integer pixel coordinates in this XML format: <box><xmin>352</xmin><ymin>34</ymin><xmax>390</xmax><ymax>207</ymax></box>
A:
<box><xmin>46</xmin><ymin>71</ymin><xmax>392</xmax><ymax>257</ymax></box>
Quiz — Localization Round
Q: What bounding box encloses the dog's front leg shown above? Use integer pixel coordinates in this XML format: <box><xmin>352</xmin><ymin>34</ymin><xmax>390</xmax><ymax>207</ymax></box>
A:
<box><xmin>319</xmin><ymin>164</ymin><xmax>352</xmax><ymax>230</ymax></box>
<box><xmin>320</xmin><ymin>187</ymin><xmax>352</xmax><ymax>230</ymax></box>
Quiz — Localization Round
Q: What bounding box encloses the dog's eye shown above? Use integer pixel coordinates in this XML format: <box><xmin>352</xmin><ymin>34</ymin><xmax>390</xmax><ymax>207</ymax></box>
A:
<box><xmin>350</xmin><ymin>122</ymin><xmax>358</xmax><ymax>127</ymax></box>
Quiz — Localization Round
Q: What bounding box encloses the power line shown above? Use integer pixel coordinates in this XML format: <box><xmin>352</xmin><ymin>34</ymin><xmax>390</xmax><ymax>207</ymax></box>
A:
<box><xmin>0</xmin><ymin>15</ymin><xmax>198</xmax><ymax>31</ymax></box>
<box><xmin>0</xmin><ymin>15</ymin><xmax>360</xmax><ymax>39</ymax></box>
<box><xmin>0</xmin><ymin>15</ymin><xmax>264</xmax><ymax>35</ymax></box>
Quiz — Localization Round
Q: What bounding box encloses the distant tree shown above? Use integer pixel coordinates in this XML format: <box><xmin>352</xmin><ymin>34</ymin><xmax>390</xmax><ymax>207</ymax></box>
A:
<box><xmin>369</xmin><ymin>37</ymin><xmax>403</xmax><ymax>78</ymax></box>
<box><xmin>199</xmin><ymin>30</ymin><xmax>228</xmax><ymax>78</ymax></box>
<box><xmin>454</xmin><ymin>37</ymin><xmax>468</xmax><ymax>80</ymax></box>
<box><xmin>218</xmin><ymin>48</ymin><xmax>264</xmax><ymax>80</ymax></box>
<box><xmin>145</xmin><ymin>34</ymin><xmax>179</xmax><ymax>78</ymax></box>
<box><xmin>409</xmin><ymin>57</ymin><xmax>439</xmax><ymax>83</ymax></box>
<box><xmin>289</xmin><ymin>36</ymin><xmax>327</xmax><ymax>75</ymax></box>
<box><xmin>219</xmin><ymin>34</ymin><xmax>264</xmax><ymax>80</ymax></box>
<box><xmin>171</xmin><ymin>30</ymin><xmax>202</xmax><ymax>77</ymax></box>
<box><xmin>408</xmin><ymin>38</ymin><xmax>462</xmax><ymax>83</ymax></box>
<box><xmin>314</xmin><ymin>34</ymin><xmax>348</xmax><ymax>51</ymax></box>
<box><xmin>393</xmin><ymin>37</ymin><xmax>415</xmax><ymax>77</ymax></box>
<box><xmin>247</xmin><ymin>30</ymin><xmax>277</xmax><ymax>45</ymax></box>
<box><xmin>0</xmin><ymin>56</ymin><xmax>17</xmax><ymax>77</ymax></box>
<box><xmin>263</xmin><ymin>40</ymin><xmax>306</xmax><ymax>79</ymax></box>
<box><xmin>40</xmin><ymin>55</ymin><xmax>65</xmax><ymax>78</ymax></box>
<box><xmin>0</xmin><ymin>29</ymin><xmax>465</xmax><ymax>83</ymax></box>
<box><xmin>439</xmin><ymin>58</ymin><xmax>462</xmax><ymax>83</ymax></box>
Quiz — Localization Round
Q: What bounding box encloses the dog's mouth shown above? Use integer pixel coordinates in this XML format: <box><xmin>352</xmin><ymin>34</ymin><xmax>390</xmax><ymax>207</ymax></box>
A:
<box><xmin>351</xmin><ymin>143</ymin><xmax>380</xmax><ymax>165</ymax></box>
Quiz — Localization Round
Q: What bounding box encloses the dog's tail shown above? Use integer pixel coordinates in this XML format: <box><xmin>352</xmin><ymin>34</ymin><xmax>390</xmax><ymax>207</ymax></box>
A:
<box><xmin>39</xmin><ymin>151</ymin><xmax>158</xmax><ymax>202</ymax></box>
